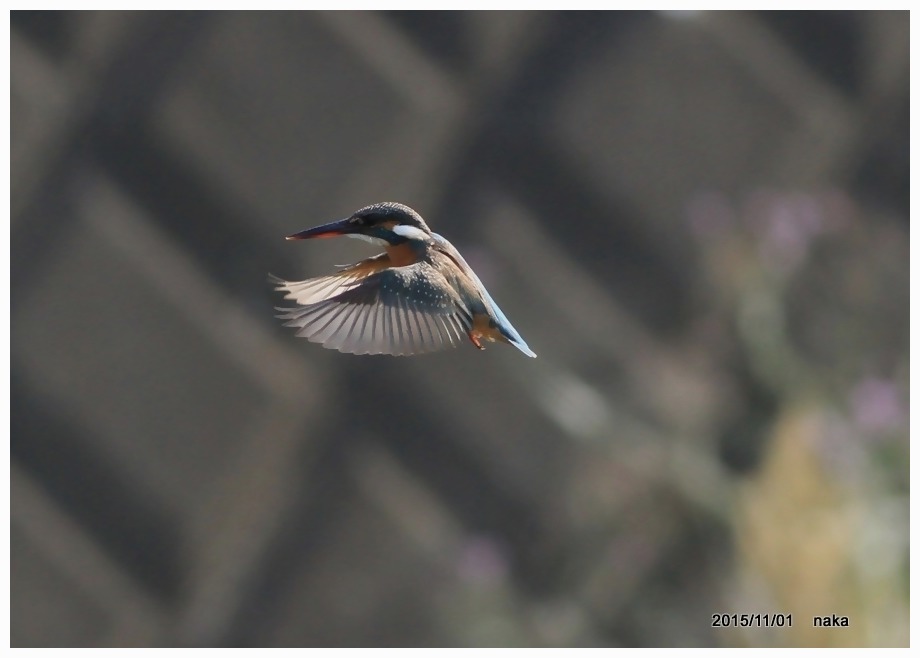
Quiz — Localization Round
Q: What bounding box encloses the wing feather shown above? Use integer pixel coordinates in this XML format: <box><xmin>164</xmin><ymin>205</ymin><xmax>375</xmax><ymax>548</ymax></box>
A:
<box><xmin>436</xmin><ymin>315</ymin><xmax>457</xmax><ymax>346</ymax></box>
<box><xmin>400</xmin><ymin>295</ymin><xmax>421</xmax><ymax>354</ymax></box>
<box><xmin>323</xmin><ymin>302</ymin><xmax>358</xmax><ymax>351</ymax></box>
<box><xmin>418</xmin><ymin>309</ymin><xmax>440</xmax><ymax>350</ymax></box>
<box><xmin>384</xmin><ymin>303</ymin><xmax>398</xmax><ymax>355</ymax></box>
<box><xmin>393</xmin><ymin>296</ymin><xmax>413</xmax><ymax>355</ymax></box>
<box><xmin>273</xmin><ymin>261</ymin><xmax>472</xmax><ymax>356</ymax></box>
<box><xmin>412</xmin><ymin>306</ymin><xmax>436</xmax><ymax>351</ymax></box>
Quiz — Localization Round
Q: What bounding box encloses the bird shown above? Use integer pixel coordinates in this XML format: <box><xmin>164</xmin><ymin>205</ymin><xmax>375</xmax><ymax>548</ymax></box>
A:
<box><xmin>271</xmin><ymin>202</ymin><xmax>536</xmax><ymax>358</ymax></box>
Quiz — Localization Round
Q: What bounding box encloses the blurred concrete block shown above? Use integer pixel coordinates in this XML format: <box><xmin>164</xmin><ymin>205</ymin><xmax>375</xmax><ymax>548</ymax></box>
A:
<box><xmin>11</xmin><ymin>527</ymin><xmax>110</xmax><ymax>647</ymax></box>
<box><xmin>11</xmin><ymin>12</ymin><xmax>144</xmax><ymax>217</ymax></box>
<box><xmin>266</xmin><ymin>487</ymin><xmax>446</xmax><ymax>646</ymax></box>
<box><xmin>12</xmin><ymin>176</ymin><xmax>268</xmax><ymax>513</ymax></box>
<box><xmin>10</xmin><ymin>31</ymin><xmax>70</xmax><ymax>214</ymax></box>
<box><xmin>152</xmin><ymin>13</ymin><xmax>428</xmax><ymax>234</ymax></box>
<box><xmin>550</xmin><ymin>18</ymin><xmax>796</xmax><ymax>239</ymax></box>
<box><xmin>11</xmin><ymin>468</ymin><xmax>164</xmax><ymax>647</ymax></box>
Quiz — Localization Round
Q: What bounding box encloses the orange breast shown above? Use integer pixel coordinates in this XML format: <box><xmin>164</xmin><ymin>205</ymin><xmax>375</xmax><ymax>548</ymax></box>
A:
<box><xmin>385</xmin><ymin>242</ymin><xmax>419</xmax><ymax>267</ymax></box>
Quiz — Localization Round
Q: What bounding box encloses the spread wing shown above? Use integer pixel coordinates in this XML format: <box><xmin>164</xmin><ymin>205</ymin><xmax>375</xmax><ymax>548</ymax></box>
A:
<box><xmin>272</xmin><ymin>260</ymin><xmax>473</xmax><ymax>356</ymax></box>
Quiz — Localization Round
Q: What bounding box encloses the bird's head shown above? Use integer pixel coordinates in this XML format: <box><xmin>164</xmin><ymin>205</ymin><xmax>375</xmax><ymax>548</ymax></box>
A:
<box><xmin>286</xmin><ymin>202</ymin><xmax>432</xmax><ymax>246</ymax></box>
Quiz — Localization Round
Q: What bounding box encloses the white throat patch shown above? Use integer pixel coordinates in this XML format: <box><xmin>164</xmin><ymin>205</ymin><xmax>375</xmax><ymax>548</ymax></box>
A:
<box><xmin>345</xmin><ymin>233</ymin><xmax>388</xmax><ymax>246</ymax></box>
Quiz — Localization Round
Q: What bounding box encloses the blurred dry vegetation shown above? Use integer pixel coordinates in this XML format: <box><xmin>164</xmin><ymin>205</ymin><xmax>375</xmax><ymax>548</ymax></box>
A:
<box><xmin>11</xmin><ymin>11</ymin><xmax>908</xmax><ymax>647</ymax></box>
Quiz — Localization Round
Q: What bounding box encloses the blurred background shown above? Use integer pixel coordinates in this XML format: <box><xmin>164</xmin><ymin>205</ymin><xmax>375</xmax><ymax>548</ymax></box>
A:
<box><xmin>10</xmin><ymin>10</ymin><xmax>909</xmax><ymax>647</ymax></box>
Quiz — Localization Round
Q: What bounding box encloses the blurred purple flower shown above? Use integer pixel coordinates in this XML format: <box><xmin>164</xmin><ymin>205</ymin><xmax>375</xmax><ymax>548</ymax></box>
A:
<box><xmin>744</xmin><ymin>189</ymin><xmax>847</xmax><ymax>274</ymax></box>
<box><xmin>685</xmin><ymin>188</ymin><xmax>854</xmax><ymax>276</ymax></box>
<box><xmin>456</xmin><ymin>536</ymin><xmax>509</xmax><ymax>585</ymax></box>
<box><xmin>849</xmin><ymin>377</ymin><xmax>905</xmax><ymax>435</ymax></box>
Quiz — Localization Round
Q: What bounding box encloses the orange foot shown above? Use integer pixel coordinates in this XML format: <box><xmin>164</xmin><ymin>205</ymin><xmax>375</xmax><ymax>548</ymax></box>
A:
<box><xmin>468</xmin><ymin>332</ymin><xmax>485</xmax><ymax>350</ymax></box>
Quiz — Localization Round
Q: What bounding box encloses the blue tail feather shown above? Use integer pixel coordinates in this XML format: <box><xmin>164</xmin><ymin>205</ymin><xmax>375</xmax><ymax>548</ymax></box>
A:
<box><xmin>431</xmin><ymin>233</ymin><xmax>536</xmax><ymax>358</ymax></box>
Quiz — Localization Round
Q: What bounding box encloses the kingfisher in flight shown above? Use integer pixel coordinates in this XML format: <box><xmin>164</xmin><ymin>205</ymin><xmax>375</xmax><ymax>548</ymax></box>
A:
<box><xmin>272</xmin><ymin>202</ymin><xmax>536</xmax><ymax>358</ymax></box>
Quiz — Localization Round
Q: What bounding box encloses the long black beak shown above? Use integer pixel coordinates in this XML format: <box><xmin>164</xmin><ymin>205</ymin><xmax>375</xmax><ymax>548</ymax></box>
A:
<box><xmin>286</xmin><ymin>218</ymin><xmax>357</xmax><ymax>241</ymax></box>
